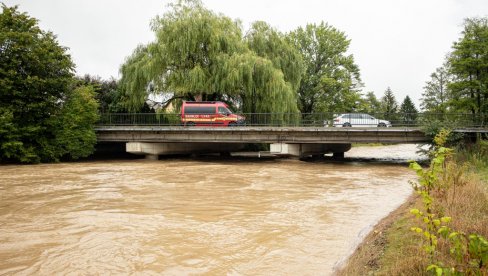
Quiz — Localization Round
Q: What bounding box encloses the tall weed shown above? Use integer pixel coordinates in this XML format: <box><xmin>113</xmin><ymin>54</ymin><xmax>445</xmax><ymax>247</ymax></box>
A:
<box><xmin>409</xmin><ymin>130</ymin><xmax>488</xmax><ymax>275</ymax></box>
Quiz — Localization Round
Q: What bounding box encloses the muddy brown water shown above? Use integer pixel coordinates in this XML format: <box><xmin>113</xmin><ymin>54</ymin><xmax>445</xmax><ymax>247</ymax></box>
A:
<box><xmin>0</xmin><ymin>150</ymin><xmax>418</xmax><ymax>275</ymax></box>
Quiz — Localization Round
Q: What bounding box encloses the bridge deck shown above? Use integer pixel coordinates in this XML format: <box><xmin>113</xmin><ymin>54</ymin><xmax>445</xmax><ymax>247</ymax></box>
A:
<box><xmin>96</xmin><ymin>126</ymin><xmax>433</xmax><ymax>144</ymax></box>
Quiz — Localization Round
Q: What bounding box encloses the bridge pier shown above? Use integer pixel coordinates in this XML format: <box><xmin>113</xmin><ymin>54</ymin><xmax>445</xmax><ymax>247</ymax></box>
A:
<box><xmin>126</xmin><ymin>142</ymin><xmax>245</xmax><ymax>157</ymax></box>
<box><xmin>145</xmin><ymin>154</ymin><xmax>159</xmax><ymax>160</ymax></box>
<box><xmin>333</xmin><ymin>152</ymin><xmax>345</xmax><ymax>159</ymax></box>
<box><xmin>270</xmin><ymin>143</ymin><xmax>351</xmax><ymax>158</ymax></box>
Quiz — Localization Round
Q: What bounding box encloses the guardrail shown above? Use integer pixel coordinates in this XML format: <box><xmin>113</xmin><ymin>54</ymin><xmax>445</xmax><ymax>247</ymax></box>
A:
<box><xmin>97</xmin><ymin>112</ymin><xmax>488</xmax><ymax>128</ymax></box>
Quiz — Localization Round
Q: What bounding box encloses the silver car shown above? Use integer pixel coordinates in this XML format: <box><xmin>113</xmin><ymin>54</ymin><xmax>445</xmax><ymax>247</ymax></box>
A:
<box><xmin>332</xmin><ymin>113</ymin><xmax>392</xmax><ymax>127</ymax></box>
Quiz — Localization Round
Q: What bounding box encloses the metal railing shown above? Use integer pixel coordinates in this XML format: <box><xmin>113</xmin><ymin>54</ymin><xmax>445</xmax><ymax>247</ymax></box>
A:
<box><xmin>97</xmin><ymin>112</ymin><xmax>488</xmax><ymax>128</ymax></box>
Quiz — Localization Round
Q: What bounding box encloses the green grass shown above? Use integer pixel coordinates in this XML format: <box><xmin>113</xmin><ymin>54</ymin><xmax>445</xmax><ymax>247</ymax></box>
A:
<box><xmin>379</xmin><ymin>217</ymin><xmax>421</xmax><ymax>272</ymax></box>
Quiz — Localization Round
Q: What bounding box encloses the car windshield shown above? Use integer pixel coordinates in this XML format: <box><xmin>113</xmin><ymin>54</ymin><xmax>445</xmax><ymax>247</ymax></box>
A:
<box><xmin>218</xmin><ymin>106</ymin><xmax>231</xmax><ymax>114</ymax></box>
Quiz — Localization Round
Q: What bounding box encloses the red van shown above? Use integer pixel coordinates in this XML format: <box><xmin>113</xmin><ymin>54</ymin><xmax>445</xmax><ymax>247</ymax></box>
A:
<box><xmin>181</xmin><ymin>101</ymin><xmax>245</xmax><ymax>127</ymax></box>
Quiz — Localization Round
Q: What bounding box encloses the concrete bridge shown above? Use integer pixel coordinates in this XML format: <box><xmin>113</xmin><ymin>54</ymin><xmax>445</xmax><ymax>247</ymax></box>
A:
<box><xmin>96</xmin><ymin>111</ymin><xmax>488</xmax><ymax>159</ymax></box>
<box><xmin>95</xmin><ymin>126</ymin><xmax>439</xmax><ymax>159</ymax></box>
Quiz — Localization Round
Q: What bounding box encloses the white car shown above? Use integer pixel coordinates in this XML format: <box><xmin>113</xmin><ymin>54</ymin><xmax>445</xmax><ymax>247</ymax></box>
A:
<box><xmin>332</xmin><ymin>113</ymin><xmax>392</xmax><ymax>127</ymax></box>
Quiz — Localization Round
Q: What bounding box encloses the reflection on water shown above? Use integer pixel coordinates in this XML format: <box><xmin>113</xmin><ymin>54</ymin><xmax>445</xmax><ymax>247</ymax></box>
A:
<box><xmin>0</xmin><ymin>157</ymin><xmax>414</xmax><ymax>275</ymax></box>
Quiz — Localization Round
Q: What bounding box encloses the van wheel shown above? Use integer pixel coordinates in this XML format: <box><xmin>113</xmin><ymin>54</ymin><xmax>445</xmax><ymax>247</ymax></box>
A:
<box><xmin>378</xmin><ymin>123</ymin><xmax>386</xmax><ymax>127</ymax></box>
<box><xmin>343</xmin><ymin>122</ymin><xmax>351</xmax><ymax>127</ymax></box>
<box><xmin>228</xmin><ymin>122</ymin><xmax>237</xmax><ymax>127</ymax></box>
<box><xmin>186</xmin><ymin>122</ymin><xmax>195</xmax><ymax>127</ymax></box>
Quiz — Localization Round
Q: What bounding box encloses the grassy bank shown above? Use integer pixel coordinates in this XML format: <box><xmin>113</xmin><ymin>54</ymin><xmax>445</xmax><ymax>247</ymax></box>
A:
<box><xmin>338</xmin><ymin>141</ymin><xmax>488</xmax><ymax>275</ymax></box>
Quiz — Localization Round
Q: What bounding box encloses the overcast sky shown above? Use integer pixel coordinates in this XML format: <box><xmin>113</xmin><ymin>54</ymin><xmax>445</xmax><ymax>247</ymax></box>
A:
<box><xmin>4</xmin><ymin>0</ymin><xmax>488</xmax><ymax>107</ymax></box>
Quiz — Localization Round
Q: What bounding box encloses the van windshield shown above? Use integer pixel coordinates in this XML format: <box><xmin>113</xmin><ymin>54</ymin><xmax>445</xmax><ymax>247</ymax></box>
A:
<box><xmin>218</xmin><ymin>106</ymin><xmax>231</xmax><ymax>115</ymax></box>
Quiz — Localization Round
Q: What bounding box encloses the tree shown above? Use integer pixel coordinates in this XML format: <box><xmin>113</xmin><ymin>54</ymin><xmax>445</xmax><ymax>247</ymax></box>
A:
<box><xmin>448</xmin><ymin>17</ymin><xmax>488</xmax><ymax>115</ymax></box>
<box><xmin>380</xmin><ymin>87</ymin><xmax>398</xmax><ymax>121</ymax></box>
<box><xmin>357</xmin><ymin>91</ymin><xmax>382</xmax><ymax>114</ymax></box>
<box><xmin>421</xmin><ymin>63</ymin><xmax>451</xmax><ymax>113</ymax></box>
<box><xmin>223</xmin><ymin>52</ymin><xmax>299</xmax><ymax>116</ymax></box>
<box><xmin>288</xmin><ymin>22</ymin><xmax>362</xmax><ymax>114</ymax></box>
<box><xmin>119</xmin><ymin>0</ymin><xmax>243</xmax><ymax>110</ymax></box>
<box><xmin>119</xmin><ymin>0</ymin><xmax>299</xmax><ymax>117</ymax></box>
<box><xmin>245</xmin><ymin>21</ymin><xmax>304</xmax><ymax>92</ymax></box>
<box><xmin>0</xmin><ymin>5</ymin><xmax>98</xmax><ymax>163</ymax></box>
<box><xmin>399</xmin><ymin>95</ymin><xmax>418</xmax><ymax>125</ymax></box>
<box><xmin>76</xmin><ymin>75</ymin><xmax>120</xmax><ymax>113</ymax></box>
<box><xmin>51</xmin><ymin>86</ymin><xmax>99</xmax><ymax>159</ymax></box>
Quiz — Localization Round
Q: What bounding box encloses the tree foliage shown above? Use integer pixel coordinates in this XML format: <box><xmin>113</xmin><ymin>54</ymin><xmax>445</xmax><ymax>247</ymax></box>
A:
<box><xmin>422</xmin><ymin>16</ymin><xmax>488</xmax><ymax>123</ymax></box>
<box><xmin>421</xmin><ymin>63</ymin><xmax>451</xmax><ymax>113</ymax></box>
<box><xmin>448</xmin><ymin>18</ymin><xmax>488</xmax><ymax>114</ymax></box>
<box><xmin>380</xmin><ymin>87</ymin><xmax>398</xmax><ymax>120</ymax></box>
<box><xmin>288</xmin><ymin>22</ymin><xmax>362</xmax><ymax>113</ymax></box>
<box><xmin>400</xmin><ymin>95</ymin><xmax>418</xmax><ymax>124</ymax></box>
<box><xmin>222</xmin><ymin>52</ymin><xmax>299</xmax><ymax>115</ymax></box>
<box><xmin>76</xmin><ymin>74</ymin><xmax>121</xmax><ymax>112</ymax></box>
<box><xmin>119</xmin><ymin>1</ymin><xmax>365</xmax><ymax>117</ymax></box>
<box><xmin>51</xmin><ymin>86</ymin><xmax>99</xmax><ymax>159</ymax></box>
<box><xmin>119</xmin><ymin>0</ymin><xmax>300</xmax><ymax>115</ymax></box>
<box><xmin>0</xmin><ymin>5</ymin><xmax>98</xmax><ymax>163</ymax></box>
<box><xmin>119</xmin><ymin>0</ymin><xmax>243</xmax><ymax>110</ymax></box>
<box><xmin>245</xmin><ymin>21</ymin><xmax>304</xmax><ymax>92</ymax></box>
<box><xmin>357</xmin><ymin>91</ymin><xmax>381</xmax><ymax>114</ymax></box>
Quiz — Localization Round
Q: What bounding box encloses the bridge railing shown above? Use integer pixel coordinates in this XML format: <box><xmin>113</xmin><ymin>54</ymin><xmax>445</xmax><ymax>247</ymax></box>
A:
<box><xmin>97</xmin><ymin>112</ymin><xmax>488</xmax><ymax>128</ymax></box>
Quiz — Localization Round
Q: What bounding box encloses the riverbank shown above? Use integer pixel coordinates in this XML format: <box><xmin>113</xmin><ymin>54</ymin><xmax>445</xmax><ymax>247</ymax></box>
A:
<box><xmin>337</xmin><ymin>143</ymin><xmax>488</xmax><ymax>275</ymax></box>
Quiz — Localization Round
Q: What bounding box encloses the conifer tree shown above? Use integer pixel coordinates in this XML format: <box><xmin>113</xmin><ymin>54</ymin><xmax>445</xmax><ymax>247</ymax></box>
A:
<box><xmin>421</xmin><ymin>63</ymin><xmax>451</xmax><ymax>113</ymax></box>
<box><xmin>400</xmin><ymin>95</ymin><xmax>418</xmax><ymax>125</ymax></box>
<box><xmin>380</xmin><ymin>87</ymin><xmax>398</xmax><ymax>121</ymax></box>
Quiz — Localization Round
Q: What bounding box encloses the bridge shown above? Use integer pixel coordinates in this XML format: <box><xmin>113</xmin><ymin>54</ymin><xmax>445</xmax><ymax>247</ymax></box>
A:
<box><xmin>96</xmin><ymin>126</ymin><xmax>429</xmax><ymax>158</ymax></box>
<box><xmin>96</xmin><ymin>113</ymin><xmax>487</xmax><ymax>159</ymax></box>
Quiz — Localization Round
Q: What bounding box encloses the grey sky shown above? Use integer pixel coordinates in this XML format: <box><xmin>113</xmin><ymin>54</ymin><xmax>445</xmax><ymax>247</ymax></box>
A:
<box><xmin>4</xmin><ymin>0</ymin><xmax>488</xmax><ymax>107</ymax></box>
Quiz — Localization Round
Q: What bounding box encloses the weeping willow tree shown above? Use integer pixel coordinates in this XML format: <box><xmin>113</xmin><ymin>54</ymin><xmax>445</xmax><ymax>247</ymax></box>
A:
<box><xmin>119</xmin><ymin>0</ymin><xmax>300</xmax><ymax>119</ymax></box>
<box><xmin>119</xmin><ymin>0</ymin><xmax>243</xmax><ymax>110</ymax></box>
<box><xmin>218</xmin><ymin>52</ymin><xmax>299</xmax><ymax>124</ymax></box>
<box><xmin>245</xmin><ymin>21</ymin><xmax>304</xmax><ymax>93</ymax></box>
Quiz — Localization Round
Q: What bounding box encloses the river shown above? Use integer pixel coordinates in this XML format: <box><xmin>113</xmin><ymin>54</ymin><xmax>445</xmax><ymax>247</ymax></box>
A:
<box><xmin>0</xmin><ymin>145</ymin><xmax>422</xmax><ymax>275</ymax></box>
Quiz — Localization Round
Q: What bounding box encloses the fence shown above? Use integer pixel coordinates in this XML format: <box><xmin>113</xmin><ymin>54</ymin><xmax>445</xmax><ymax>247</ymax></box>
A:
<box><xmin>97</xmin><ymin>112</ymin><xmax>488</xmax><ymax>128</ymax></box>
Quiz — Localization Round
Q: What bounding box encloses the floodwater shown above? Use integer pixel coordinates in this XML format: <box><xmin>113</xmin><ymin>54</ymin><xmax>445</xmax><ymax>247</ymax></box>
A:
<box><xmin>0</xmin><ymin>146</ymin><xmax>420</xmax><ymax>275</ymax></box>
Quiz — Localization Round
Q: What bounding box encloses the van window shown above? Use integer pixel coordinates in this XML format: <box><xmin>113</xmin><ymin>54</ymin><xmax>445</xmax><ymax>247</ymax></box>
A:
<box><xmin>218</xmin><ymin>106</ymin><xmax>231</xmax><ymax>114</ymax></box>
<box><xmin>184</xmin><ymin>106</ymin><xmax>215</xmax><ymax>114</ymax></box>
